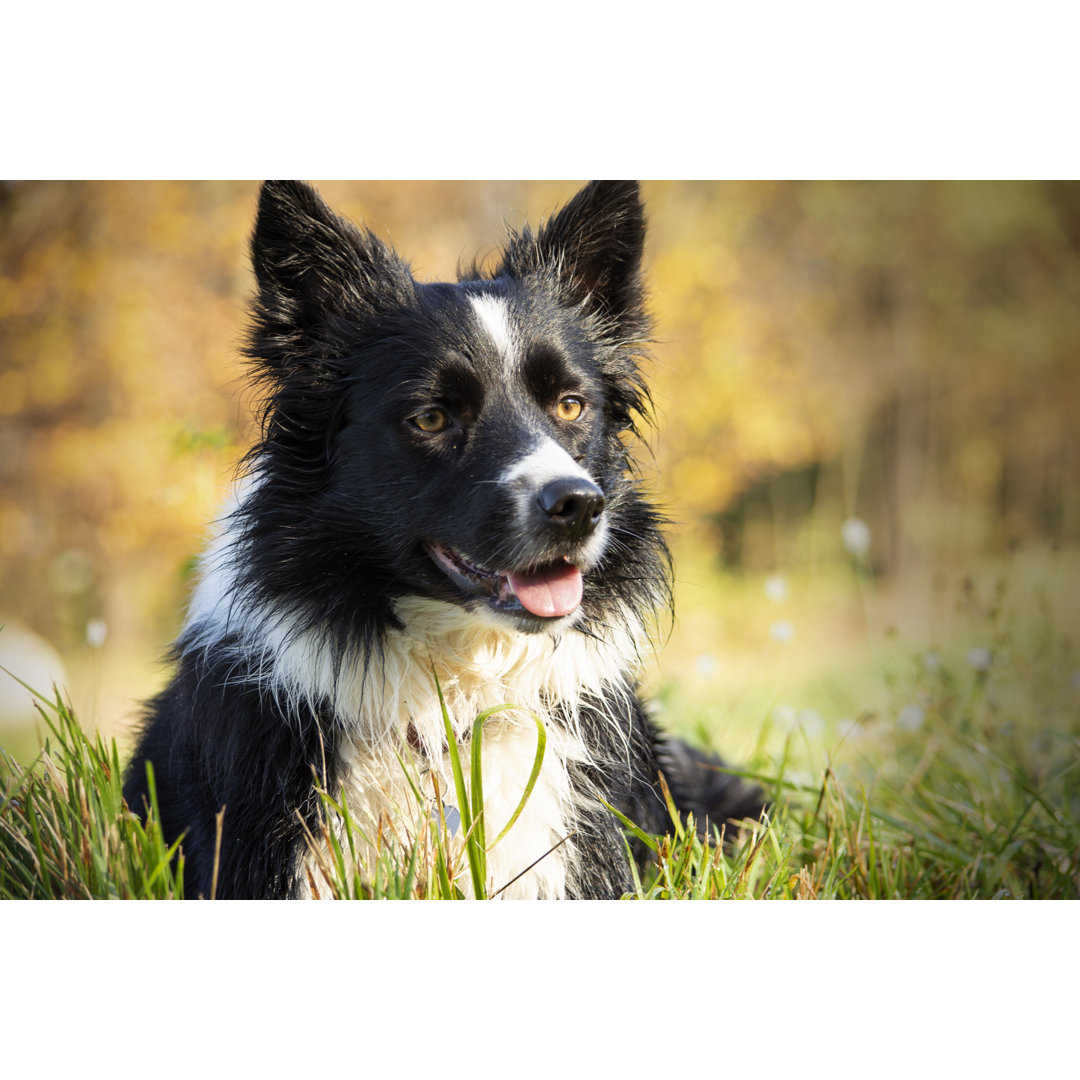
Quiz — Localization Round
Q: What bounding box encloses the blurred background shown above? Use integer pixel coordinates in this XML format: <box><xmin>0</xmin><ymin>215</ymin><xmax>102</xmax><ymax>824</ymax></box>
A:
<box><xmin>1</xmin><ymin>180</ymin><xmax>1079</xmax><ymax>770</ymax></box>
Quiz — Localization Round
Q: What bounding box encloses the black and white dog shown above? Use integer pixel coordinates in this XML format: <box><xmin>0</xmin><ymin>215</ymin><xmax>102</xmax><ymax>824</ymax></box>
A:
<box><xmin>124</xmin><ymin>180</ymin><xmax>762</xmax><ymax>898</ymax></box>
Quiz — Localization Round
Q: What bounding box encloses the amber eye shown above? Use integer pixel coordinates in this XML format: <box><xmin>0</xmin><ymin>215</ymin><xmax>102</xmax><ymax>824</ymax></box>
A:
<box><xmin>412</xmin><ymin>408</ymin><xmax>450</xmax><ymax>433</ymax></box>
<box><xmin>556</xmin><ymin>396</ymin><xmax>584</xmax><ymax>422</ymax></box>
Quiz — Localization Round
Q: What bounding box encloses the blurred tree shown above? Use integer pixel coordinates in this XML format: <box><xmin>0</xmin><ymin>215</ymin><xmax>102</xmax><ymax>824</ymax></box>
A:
<box><xmin>0</xmin><ymin>182</ymin><xmax>253</xmax><ymax>650</ymax></box>
<box><xmin>645</xmin><ymin>181</ymin><xmax>1080</xmax><ymax>572</ymax></box>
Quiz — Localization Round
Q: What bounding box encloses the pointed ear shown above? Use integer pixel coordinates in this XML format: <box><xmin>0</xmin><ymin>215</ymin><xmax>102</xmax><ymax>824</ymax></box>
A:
<box><xmin>249</xmin><ymin>180</ymin><xmax>413</xmax><ymax>338</ymax></box>
<box><xmin>497</xmin><ymin>180</ymin><xmax>648</xmax><ymax>334</ymax></box>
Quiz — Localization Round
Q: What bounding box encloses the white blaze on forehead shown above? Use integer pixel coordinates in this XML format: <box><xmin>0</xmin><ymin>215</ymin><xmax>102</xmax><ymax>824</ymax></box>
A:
<box><xmin>501</xmin><ymin>436</ymin><xmax>593</xmax><ymax>486</ymax></box>
<box><xmin>469</xmin><ymin>293</ymin><xmax>517</xmax><ymax>364</ymax></box>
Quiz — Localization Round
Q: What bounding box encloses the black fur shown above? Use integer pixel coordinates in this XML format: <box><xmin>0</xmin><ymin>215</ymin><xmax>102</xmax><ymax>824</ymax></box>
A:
<box><xmin>124</xmin><ymin>180</ymin><xmax>763</xmax><ymax>899</ymax></box>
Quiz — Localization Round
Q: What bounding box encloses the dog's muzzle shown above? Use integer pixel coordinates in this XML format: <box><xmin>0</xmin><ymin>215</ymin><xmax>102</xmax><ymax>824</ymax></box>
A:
<box><xmin>537</xmin><ymin>477</ymin><xmax>605</xmax><ymax>543</ymax></box>
<box><xmin>424</xmin><ymin>463</ymin><xmax>608</xmax><ymax>623</ymax></box>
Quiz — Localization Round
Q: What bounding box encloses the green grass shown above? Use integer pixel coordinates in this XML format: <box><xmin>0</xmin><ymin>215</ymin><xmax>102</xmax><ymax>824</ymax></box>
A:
<box><xmin>2</xmin><ymin>573</ymin><xmax>1077</xmax><ymax>899</ymax></box>
<box><xmin>0</xmin><ymin>674</ymin><xmax>184</xmax><ymax>899</ymax></box>
<box><xmin>643</xmin><ymin>554</ymin><xmax>1080</xmax><ymax>899</ymax></box>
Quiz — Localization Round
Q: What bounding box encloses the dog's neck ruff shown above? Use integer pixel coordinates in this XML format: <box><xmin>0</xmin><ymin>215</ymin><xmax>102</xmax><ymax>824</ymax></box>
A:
<box><xmin>181</xmin><ymin>487</ymin><xmax>652</xmax><ymax>898</ymax></box>
<box><xmin>182</xmin><ymin>494</ymin><xmax>647</xmax><ymax>741</ymax></box>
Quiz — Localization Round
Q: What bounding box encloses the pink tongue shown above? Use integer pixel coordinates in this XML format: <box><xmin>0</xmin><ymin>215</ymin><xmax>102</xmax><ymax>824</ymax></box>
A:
<box><xmin>507</xmin><ymin>563</ymin><xmax>583</xmax><ymax>618</ymax></box>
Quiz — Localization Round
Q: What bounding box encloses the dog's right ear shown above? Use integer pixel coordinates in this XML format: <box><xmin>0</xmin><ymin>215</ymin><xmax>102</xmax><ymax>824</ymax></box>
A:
<box><xmin>248</xmin><ymin>181</ymin><xmax>413</xmax><ymax>367</ymax></box>
<box><xmin>495</xmin><ymin>181</ymin><xmax>648</xmax><ymax>341</ymax></box>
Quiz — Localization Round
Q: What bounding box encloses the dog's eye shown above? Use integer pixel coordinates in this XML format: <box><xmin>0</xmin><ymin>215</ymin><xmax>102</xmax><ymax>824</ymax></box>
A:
<box><xmin>412</xmin><ymin>408</ymin><xmax>450</xmax><ymax>433</ymax></box>
<box><xmin>556</xmin><ymin>396</ymin><xmax>584</xmax><ymax>423</ymax></box>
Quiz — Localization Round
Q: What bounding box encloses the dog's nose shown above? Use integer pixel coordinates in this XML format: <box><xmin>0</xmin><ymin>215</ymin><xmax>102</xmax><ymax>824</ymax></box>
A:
<box><xmin>538</xmin><ymin>478</ymin><xmax>605</xmax><ymax>540</ymax></box>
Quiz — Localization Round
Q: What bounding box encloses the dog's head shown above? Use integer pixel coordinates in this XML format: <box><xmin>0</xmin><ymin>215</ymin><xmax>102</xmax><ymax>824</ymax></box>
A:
<box><xmin>237</xmin><ymin>180</ymin><xmax>668</xmax><ymax>638</ymax></box>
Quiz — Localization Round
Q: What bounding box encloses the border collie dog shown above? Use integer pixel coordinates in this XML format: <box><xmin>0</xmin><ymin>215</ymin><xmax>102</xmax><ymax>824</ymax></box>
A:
<box><xmin>124</xmin><ymin>180</ymin><xmax>761</xmax><ymax>899</ymax></box>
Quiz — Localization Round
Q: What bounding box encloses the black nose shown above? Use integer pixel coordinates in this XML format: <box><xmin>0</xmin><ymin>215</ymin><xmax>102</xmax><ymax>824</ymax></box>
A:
<box><xmin>537</xmin><ymin>478</ymin><xmax>605</xmax><ymax>540</ymax></box>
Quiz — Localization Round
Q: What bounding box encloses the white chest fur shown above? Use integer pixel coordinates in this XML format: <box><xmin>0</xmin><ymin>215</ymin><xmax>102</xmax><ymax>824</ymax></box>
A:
<box><xmin>183</xmin><ymin>491</ymin><xmax>648</xmax><ymax>898</ymax></box>
<box><xmin>301</xmin><ymin>597</ymin><xmax>640</xmax><ymax>898</ymax></box>
<box><xmin>263</xmin><ymin>596</ymin><xmax>647</xmax><ymax>899</ymax></box>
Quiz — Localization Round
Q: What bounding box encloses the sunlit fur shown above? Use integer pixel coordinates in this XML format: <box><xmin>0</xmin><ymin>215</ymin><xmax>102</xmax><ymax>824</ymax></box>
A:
<box><xmin>124</xmin><ymin>180</ymin><xmax>763</xmax><ymax>899</ymax></box>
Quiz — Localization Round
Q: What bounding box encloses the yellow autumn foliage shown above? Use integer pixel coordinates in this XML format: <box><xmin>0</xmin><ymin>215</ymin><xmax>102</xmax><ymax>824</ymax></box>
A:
<box><xmin>0</xmin><ymin>180</ymin><xmax>1077</xmax><ymax>677</ymax></box>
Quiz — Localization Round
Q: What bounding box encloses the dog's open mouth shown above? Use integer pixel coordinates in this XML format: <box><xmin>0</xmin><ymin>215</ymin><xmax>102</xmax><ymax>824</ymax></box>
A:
<box><xmin>425</xmin><ymin>541</ymin><xmax>583</xmax><ymax>619</ymax></box>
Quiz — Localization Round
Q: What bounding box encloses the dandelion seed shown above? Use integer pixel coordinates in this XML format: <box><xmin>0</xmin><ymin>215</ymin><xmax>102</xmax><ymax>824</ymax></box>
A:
<box><xmin>797</xmin><ymin>708</ymin><xmax>824</xmax><ymax>737</ymax></box>
<box><xmin>898</xmin><ymin>704</ymin><xmax>925</xmax><ymax>731</ymax></box>
<box><xmin>773</xmin><ymin>704</ymin><xmax>797</xmax><ymax>730</ymax></box>
<box><xmin>695</xmin><ymin>654</ymin><xmax>717</xmax><ymax>679</ymax></box>
<box><xmin>770</xmin><ymin>619</ymin><xmax>795</xmax><ymax>643</ymax></box>
<box><xmin>841</xmin><ymin>517</ymin><xmax>871</xmax><ymax>558</ymax></box>
<box><xmin>764</xmin><ymin>574</ymin><xmax>788</xmax><ymax>603</ymax></box>
<box><xmin>837</xmin><ymin>718</ymin><xmax>862</xmax><ymax>741</ymax></box>
<box><xmin>922</xmin><ymin>650</ymin><xmax>941</xmax><ymax>673</ymax></box>
<box><xmin>967</xmin><ymin>647</ymin><xmax>992</xmax><ymax>672</ymax></box>
<box><xmin>86</xmin><ymin>619</ymin><xmax>108</xmax><ymax>649</ymax></box>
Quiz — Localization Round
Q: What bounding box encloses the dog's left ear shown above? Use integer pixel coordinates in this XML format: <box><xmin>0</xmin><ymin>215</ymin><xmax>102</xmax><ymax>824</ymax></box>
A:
<box><xmin>250</xmin><ymin>180</ymin><xmax>413</xmax><ymax>327</ymax></box>
<box><xmin>245</xmin><ymin>181</ymin><xmax>417</xmax><ymax>388</ymax></box>
<box><xmin>497</xmin><ymin>180</ymin><xmax>648</xmax><ymax>335</ymax></box>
